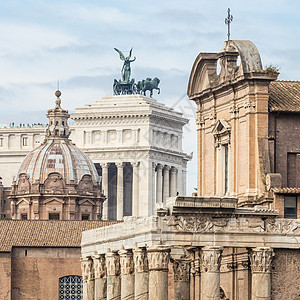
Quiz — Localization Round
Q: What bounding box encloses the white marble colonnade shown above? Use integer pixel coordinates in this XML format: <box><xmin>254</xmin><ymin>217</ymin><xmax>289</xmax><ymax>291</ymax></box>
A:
<box><xmin>81</xmin><ymin>246</ymin><xmax>274</xmax><ymax>300</ymax></box>
<box><xmin>101</xmin><ymin>162</ymin><xmax>178</xmax><ymax>220</ymax></box>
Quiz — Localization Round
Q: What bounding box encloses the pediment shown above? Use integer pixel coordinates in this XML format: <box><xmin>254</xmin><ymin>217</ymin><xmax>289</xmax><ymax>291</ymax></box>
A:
<box><xmin>212</xmin><ymin>119</ymin><xmax>231</xmax><ymax>136</ymax></box>
<box><xmin>44</xmin><ymin>197</ymin><xmax>65</xmax><ymax>205</ymax></box>
<box><xmin>78</xmin><ymin>198</ymin><xmax>95</xmax><ymax>206</ymax></box>
<box><xmin>16</xmin><ymin>198</ymin><xmax>31</xmax><ymax>206</ymax></box>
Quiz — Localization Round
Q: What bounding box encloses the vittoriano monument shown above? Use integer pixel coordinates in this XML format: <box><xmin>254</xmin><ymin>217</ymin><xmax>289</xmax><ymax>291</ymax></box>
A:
<box><xmin>113</xmin><ymin>48</ymin><xmax>160</xmax><ymax>97</ymax></box>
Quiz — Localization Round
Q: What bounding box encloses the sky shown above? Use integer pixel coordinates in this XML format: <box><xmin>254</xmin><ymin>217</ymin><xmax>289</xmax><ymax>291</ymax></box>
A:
<box><xmin>0</xmin><ymin>0</ymin><xmax>299</xmax><ymax>194</ymax></box>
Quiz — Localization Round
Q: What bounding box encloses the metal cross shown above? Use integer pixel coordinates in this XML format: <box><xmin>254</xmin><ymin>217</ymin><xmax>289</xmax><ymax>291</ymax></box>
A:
<box><xmin>225</xmin><ymin>8</ymin><xmax>233</xmax><ymax>41</ymax></box>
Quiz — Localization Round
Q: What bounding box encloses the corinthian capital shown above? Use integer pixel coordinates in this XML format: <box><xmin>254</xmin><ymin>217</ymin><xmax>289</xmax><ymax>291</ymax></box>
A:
<box><xmin>249</xmin><ymin>247</ymin><xmax>274</xmax><ymax>273</ymax></box>
<box><xmin>200</xmin><ymin>246</ymin><xmax>223</xmax><ymax>273</ymax></box>
<box><xmin>81</xmin><ymin>257</ymin><xmax>94</xmax><ymax>282</ymax></box>
<box><xmin>105</xmin><ymin>250</ymin><xmax>120</xmax><ymax>276</ymax></box>
<box><xmin>92</xmin><ymin>254</ymin><xmax>106</xmax><ymax>279</ymax></box>
<box><xmin>147</xmin><ymin>246</ymin><xmax>170</xmax><ymax>271</ymax></box>
<box><xmin>119</xmin><ymin>249</ymin><xmax>134</xmax><ymax>275</ymax></box>
<box><xmin>133</xmin><ymin>248</ymin><xmax>148</xmax><ymax>273</ymax></box>
<box><xmin>173</xmin><ymin>259</ymin><xmax>190</xmax><ymax>281</ymax></box>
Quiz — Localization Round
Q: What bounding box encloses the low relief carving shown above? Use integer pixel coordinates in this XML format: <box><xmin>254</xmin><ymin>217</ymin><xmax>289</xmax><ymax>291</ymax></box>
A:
<box><xmin>173</xmin><ymin>260</ymin><xmax>190</xmax><ymax>281</ymax></box>
<box><xmin>249</xmin><ymin>247</ymin><xmax>274</xmax><ymax>273</ymax></box>
<box><xmin>200</xmin><ymin>247</ymin><xmax>223</xmax><ymax>273</ymax></box>
<box><xmin>81</xmin><ymin>258</ymin><xmax>94</xmax><ymax>282</ymax></box>
<box><xmin>93</xmin><ymin>255</ymin><xmax>106</xmax><ymax>279</ymax></box>
<box><xmin>78</xmin><ymin>174</ymin><xmax>93</xmax><ymax>194</ymax></box>
<box><xmin>167</xmin><ymin>215</ymin><xmax>300</xmax><ymax>236</ymax></box>
<box><xmin>133</xmin><ymin>248</ymin><xmax>148</xmax><ymax>273</ymax></box>
<box><xmin>147</xmin><ymin>247</ymin><xmax>170</xmax><ymax>271</ymax></box>
<box><xmin>105</xmin><ymin>251</ymin><xmax>120</xmax><ymax>276</ymax></box>
<box><xmin>44</xmin><ymin>172</ymin><xmax>65</xmax><ymax>193</ymax></box>
<box><xmin>17</xmin><ymin>173</ymin><xmax>31</xmax><ymax>194</ymax></box>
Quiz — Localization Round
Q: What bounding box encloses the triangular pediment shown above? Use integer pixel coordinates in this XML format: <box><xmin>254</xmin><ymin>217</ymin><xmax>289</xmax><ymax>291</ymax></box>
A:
<box><xmin>44</xmin><ymin>197</ymin><xmax>65</xmax><ymax>205</ymax></box>
<box><xmin>78</xmin><ymin>198</ymin><xmax>95</xmax><ymax>206</ymax></box>
<box><xmin>212</xmin><ymin>119</ymin><xmax>231</xmax><ymax>136</ymax></box>
<box><xmin>16</xmin><ymin>198</ymin><xmax>30</xmax><ymax>206</ymax></box>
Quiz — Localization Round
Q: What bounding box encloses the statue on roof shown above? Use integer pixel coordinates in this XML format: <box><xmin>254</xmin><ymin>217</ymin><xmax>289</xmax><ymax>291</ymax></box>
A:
<box><xmin>114</xmin><ymin>48</ymin><xmax>136</xmax><ymax>83</ymax></box>
<box><xmin>113</xmin><ymin>48</ymin><xmax>160</xmax><ymax>97</ymax></box>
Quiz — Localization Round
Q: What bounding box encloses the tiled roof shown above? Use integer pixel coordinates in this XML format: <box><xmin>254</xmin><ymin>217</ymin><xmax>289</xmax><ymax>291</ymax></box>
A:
<box><xmin>269</xmin><ymin>81</ymin><xmax>300</xmax><ymax>112</ymax></box>
<box><xmin>0</xmin><ymin>220</ymin><xmax>118</xmax><ymax>252</ymax></box>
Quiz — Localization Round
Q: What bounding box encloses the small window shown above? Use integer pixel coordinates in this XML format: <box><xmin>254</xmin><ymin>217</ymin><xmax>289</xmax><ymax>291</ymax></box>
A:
<box><xmin>49</xmin><ymin>213</ymin><xmax>60</xmax><ymax>220</ymax></box>
<box><xmin>56</xmin><ymin>121</ymin><xmax>58</xmax><ymax>125</ymax></box>
<box><xmin>284</xmin><ymin>196</ymin><xmax>297</xmax><ymax>218</ymax></box>
<box><xmin>0</xmin><ymin>138</ymin><xmax>3</xmax><ymax>147</ymax></box>
<box><xmin>21</xmin><ymin>214</ymin><xmax>27</xmax><ymax>220</ymax></box>
<box><xmin>81</xmin><ymin>214</ymin><xmax>90</xmax><ymax>220</ymax></box>
<box><xmin>62</xmin><ymin>121</ymin><xmax>64</xmax><ymax>125</ymax></box>
<box><xmin>22</xmin><ymin>137</ymin><xmax>28</xmax><ymax>146</ymax></box>
<box><xmin>55</xmin><ymin>130</ymin><xmax>59</xmax><ymax>135</ymax></box>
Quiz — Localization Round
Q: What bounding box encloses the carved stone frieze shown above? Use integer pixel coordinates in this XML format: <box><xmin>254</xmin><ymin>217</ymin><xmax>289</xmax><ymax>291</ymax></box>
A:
<box><xmin>17</xmin><ymin>173</ymin><xmax>31</xmax><ymax>194</ymax></box>
<box><xmin>249</xmin><ymin>247</ymin><xmax>274</xmax><ymax>273</ymax></box>
<box><xmin>147</xmin><ymin>246</ymin><xmax>170</xmax><ymax>271</ymax></box>
<box><xmin>200</xmin><ymin>247</ymin><xmax>223</xmax><ymax>273</ymax></box>
<box><xmin>173</xmin><ymin>259</ymin><xmax>190</xmax><ymax>281</ymax></box>
<box><xmin>105</xmin><ymin>251</ymin><xmax>120</xmax><ymax>276</ymax></box>
<box><xmin>78</xmin><ymin>174</ymin><xmax>93</xmax><ymax>193</ymax></box>
<box><xmin>92</xmin><ymin>254</ymin><xmax>106</xmax><ymax>279</ymax></box>
<box><xmin>81</xmin><ymin>257</ymin><xmax>94</xmax><ymax>282</ymax></box>
<box><xmin>133</xmin><ymin>248</ymin><xmax>148</xmax><ymax>273</ymax></box>
<box><xmin>118</xmin><ymin>249</ymin><xmax>134</xmax><ymax>275</ymax></box>
<box><xmin>44</xmin><ymin>172</ymin><xmax>65</xmax><ymax>193</ymax></box>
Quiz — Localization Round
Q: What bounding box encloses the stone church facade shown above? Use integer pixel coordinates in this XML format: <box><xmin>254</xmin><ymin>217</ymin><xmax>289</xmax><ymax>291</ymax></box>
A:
<box><xmin>81</xmin><ymin>40</ymin><xmax>300</xmax><ymax>300</ymax></box>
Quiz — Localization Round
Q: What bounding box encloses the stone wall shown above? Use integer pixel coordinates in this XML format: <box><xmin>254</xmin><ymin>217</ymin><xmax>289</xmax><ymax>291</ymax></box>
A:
<box><xmin>272</xmin><ymin>249</ymin><xmax>300</xmax><ymax>299</ymax></box>
<box><xmin>0</xmin><ymin>247</ymin><xmax>82</xmax><ymax>300</ymax></box>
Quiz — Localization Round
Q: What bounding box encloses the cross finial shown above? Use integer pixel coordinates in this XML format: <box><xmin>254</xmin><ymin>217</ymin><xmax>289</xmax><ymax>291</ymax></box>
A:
<box><xmin>225</xmin><ymin>8</ymin><xmax>233</xmax><ymax>41</ymax></box>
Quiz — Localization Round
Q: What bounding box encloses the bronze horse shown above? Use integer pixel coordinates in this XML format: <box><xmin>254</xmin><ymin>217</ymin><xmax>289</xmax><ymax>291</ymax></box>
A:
<box><xmin>137</xmin><ymin>77</ymin><xmax>160</xmax><ymax>97</ymax></box>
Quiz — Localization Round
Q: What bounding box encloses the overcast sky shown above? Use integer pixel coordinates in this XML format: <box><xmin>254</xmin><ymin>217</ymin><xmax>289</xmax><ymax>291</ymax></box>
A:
<box><xmin>0</xmin><ymin>0</ymin><xmax>299</xmax><ymax>194</ymax></box>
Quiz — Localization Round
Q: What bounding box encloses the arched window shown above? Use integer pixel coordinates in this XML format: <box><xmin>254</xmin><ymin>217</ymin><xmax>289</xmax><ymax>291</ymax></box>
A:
<box><xmin>59</xmin><ymin>275</ymin><xmax>82</xmax><ymax>300</ymax></box>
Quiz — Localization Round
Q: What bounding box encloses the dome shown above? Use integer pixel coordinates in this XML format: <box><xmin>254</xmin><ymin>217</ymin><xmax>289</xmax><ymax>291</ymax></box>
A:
<box><xmin>16</xmin><ymin>139</ymin><xmax>99</xmax><ymax>185</ymax></box>
<box><xmin>15</xmin><ymin>90</ymin><xmax>99</xmax><ymax>186</ymax></box>
<box><xmin>10</xmin><ymin>90</ymin><xmax>104</xmax><ymax>221</ymax></box>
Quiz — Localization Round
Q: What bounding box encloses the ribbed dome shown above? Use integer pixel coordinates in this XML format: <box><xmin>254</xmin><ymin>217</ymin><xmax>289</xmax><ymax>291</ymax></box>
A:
<box><xmin>15</xmin><ymin>90</ymin><xmax>99</xmax><ymax>186</ymax></box>
<box><xmin>16</xmin><ymin>139</ymin><xmax>99</xmax><ymax>185</ymax></box>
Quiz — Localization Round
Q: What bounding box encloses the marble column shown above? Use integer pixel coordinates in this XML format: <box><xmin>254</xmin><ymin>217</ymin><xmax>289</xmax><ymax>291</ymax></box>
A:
<box><xmin>163</xmin><ymin>166</ymin><xmax>170</xmax><ymax>202</ymax></box>
<box><xmin>156</xmin><ymin>164</ymin><xmax>163</xmax><ymax>204</ymax></box>
<box><xmin>249</xmin><ymin>247</ymin><xmax>274</xmax><ymax>300</ymax></box>
<box><xmin>81</xmin><ymin>257</ymin><xmax>95</xmax><ymax>300</ymax></box>
<box><xmin>200</xmin><ymin>246</ymin><xmax>223</xmax><ymax>300</ymax></box>
<box><xmin>147</xmin><ymin>246</ymin><xmax>170</xmax><ymax>300</ymax></box>
<box><xmin>152</xmin><ymin>163</ymin><xmax>156</xmax><ymax>214</ymax></box>
<box><xmin>132</xmin><ymin>162</ymin><xmax>140</xmax><ymax>216</ymax></box>
<box><xmin>173</xmin><ymin>259</ymin><xmax>190</xmax><ymax>300</ymax></box>
<box><xmin>116</xmin><ymin>162</ymin><xmax>124</xmax><ymax>221</ymax></box>
<box><xmin>119</xmin><ymin>249</ymin><xmax>134</xmax><ymax>300</ymax></box>
<box><xmin>170</xmin><ymin>167</ymin><xmax>177</xmax><ymax>197</ymax></box>
<box><xmin>101</xmin><ymin>163</ymin><xmax>109</xmax><ymax>220</ymax></box>
<box><xmin>133</xmin><ymin>247</ymin><xmax>149</xmax><ymax>300</ymax></box>
<box><xmin>92</xmin><ymin>254</ymin><xmax>106</xmax><ymax>300</ymax></box>
<box><xmin>106</xmin><ymin>250</ymin><xmax>121</xmax><ymax>300</ymax></box>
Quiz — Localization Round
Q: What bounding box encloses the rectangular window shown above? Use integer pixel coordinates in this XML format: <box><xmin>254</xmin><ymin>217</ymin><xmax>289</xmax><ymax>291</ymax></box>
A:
<box><xmin>49</xmin><ymin>213</ymin><xmax>60</xmax><ymax>220</ymax></box>
<box><xmin>81</xmin><ymin>214</ymin><xmax>90</xmax><ymax>220</ymax></box>
<box><xmin>21</xmin><ymin>214</ymin><xmax>27</xmax><ymax>220</ymax></box>
<box><xmin>22</xmin><ymin>137</ymin><xmax>28</xmax><ymax>146</ymax></box>
<box><xmin>284</xmin><ymin>196</ymin><xmax>297</xmax><ymax>218</ymax></box>
<box><xmin>0</xmin><ymin>138</ymin><xmax>3</xmax><ymax>147</ymax></box>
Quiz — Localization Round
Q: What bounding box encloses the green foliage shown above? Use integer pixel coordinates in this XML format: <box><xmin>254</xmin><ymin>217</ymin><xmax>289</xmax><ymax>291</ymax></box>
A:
<box><xmin>264</xmin><ymin>64</ymin><xmax>280</xmax><ymax>74</ymax></box>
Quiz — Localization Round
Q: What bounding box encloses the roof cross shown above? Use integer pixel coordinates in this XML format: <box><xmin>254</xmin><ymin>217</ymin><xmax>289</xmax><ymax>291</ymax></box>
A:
<box><xmin>225</xmin><ymin>8</ymin><xmax>233</xmax><ymax>41</ymax></box>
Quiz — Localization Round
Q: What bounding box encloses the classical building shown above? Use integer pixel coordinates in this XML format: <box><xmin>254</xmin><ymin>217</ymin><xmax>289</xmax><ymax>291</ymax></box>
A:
<box><xmin>9</xmin><ymin>91</ymin><xmax>105</xmax><ymax>220</ymax></box>
<box><xmin>70</xmin><ymin>94</ymin><xmax>191</xmax><ymax>220</ymax></box>
<box><xmin>0</xmin><ymin>94</ymin><xmax>191</xmax><ymax>220</ymax></box>
<box><xmin>81</xmin><ymin>40</ymin><xmax>300</xmax><ymax>300</ymax></box>
<box><xmin>0</xmin><ymin>219</ymin><xmax>117</xmax><ymax>300</ymax></box>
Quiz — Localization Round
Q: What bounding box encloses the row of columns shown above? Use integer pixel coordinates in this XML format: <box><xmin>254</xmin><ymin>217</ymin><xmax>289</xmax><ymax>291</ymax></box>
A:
<box><xmin>81</xmin><ymin>246</ymin><xmax>274</xmax><ymax>300</ymax></box>
<box><xmin>101</xmin><ymin>162</ymin><xmax>139</xmax><ymax>220</ymax></box>
<box><xmin>155</xmin><ymin>164</ymin><xmax>178</xmax><ymax>204</ymax></box>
